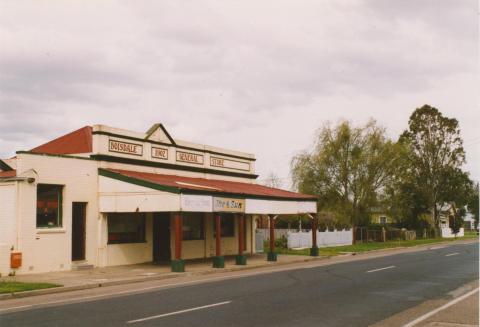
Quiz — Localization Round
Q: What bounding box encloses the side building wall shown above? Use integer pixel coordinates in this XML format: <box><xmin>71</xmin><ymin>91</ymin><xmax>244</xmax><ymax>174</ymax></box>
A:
<box><xmin>13</xmin><ymin>154</ymin><xmax>99</xmax><ymax>275</ymax></box>
<box><xmin>0</xmin><ymin>182</ymin><xmax>17</xmax><ymax>276</ymax></box>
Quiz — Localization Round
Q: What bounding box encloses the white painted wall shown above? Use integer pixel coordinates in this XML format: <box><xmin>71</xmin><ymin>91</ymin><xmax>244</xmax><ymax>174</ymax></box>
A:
<box><xmin>11</xmin><ymin>153</ymin><xmax>98</xmax><ymax>274</ymax></box>
<box><xmin>0</xmin><ymin>183</ymin><xmax>16</xmax><ymax>276</ymax></box>
<box><xmin>440</xmin><ymin>227</ymin><xmax>464</xmax><ymax>238</ymax></box>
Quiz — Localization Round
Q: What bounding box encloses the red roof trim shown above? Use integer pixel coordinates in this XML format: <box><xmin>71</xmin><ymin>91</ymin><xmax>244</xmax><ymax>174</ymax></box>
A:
<box><xmin>0</xmin><ymin>170</ymin><xmax>16</xmax><ymax>178</ymax></box>
<box><xmin>103</xmin><ymin>168</ymin><xmax>316</xmax><ymax>201</ymax></box>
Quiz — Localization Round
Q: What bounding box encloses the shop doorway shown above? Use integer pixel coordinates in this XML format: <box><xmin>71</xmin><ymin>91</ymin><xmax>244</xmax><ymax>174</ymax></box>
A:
<box><xmin>153</xmin><ymin>213</ymin><xmax>171</xmax><ymax>262</ymax></box>
<box><xmin>72</xmin><ymin>202</ymin><xmax>87</xmax><ymax>261</ymax></box>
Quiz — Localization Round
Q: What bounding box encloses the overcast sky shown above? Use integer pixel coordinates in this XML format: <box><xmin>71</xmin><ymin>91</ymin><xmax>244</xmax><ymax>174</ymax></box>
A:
<box><xmin>1</xmin><ymin>0</ymin><xmax>478</xmax><ymax>187</ymax></box>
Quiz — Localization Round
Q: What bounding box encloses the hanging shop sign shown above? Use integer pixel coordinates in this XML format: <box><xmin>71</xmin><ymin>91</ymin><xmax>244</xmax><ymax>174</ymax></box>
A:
<box><xmin>151</xmin><ymin>146</ymin><xmax>168</xmax><ymax>160</ymax></box>
<box><xmin>213</xmin><ymin>197</ymin><xmax>245</xmax><ymax>213</ymax></box>
<box><xmin>210</xmin><ymin>156</ymin><xmax>250</xmax><ymax>171</ymax></box>
<box><xmin>108</xmin><ymin>139</ymin><xmax>143</xmax><ymax>156</ymax></box>
<box><xmin>176</xmin><ymin>151</ymin><xmax>204</xmax><ymax>165</ymax></box>
<box><xmin>181</xmin><ymin>194</ymin><xmax>213</xmax><ymax>212</ymax></box>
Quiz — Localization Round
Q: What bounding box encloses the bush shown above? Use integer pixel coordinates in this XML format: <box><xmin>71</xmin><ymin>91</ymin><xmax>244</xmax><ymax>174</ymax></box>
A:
<box><xmin>275</xmin><ymin>236</ymin><xmax>288</xmax><ymax>249</ymax></box>
<box><xmin>263</xmin><ymin>236</ymin><xmax>288</xmax><ymax>250</ymax></box>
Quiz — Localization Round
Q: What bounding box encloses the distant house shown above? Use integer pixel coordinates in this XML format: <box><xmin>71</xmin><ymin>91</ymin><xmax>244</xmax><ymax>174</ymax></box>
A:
<box><xmin>463</xmin><ymin>212</ymin><xmax>476</xmax><ymax>231</ymax></box>
<box><xmin>437</xmin><ymin>203</ymin><xmax>464</xmax><ymax>237</ymax></box>
<box><xmin>437</xmin><ymin>203</ymin><xmax>455</xmax><ymax>229</ymax></box>
<box><xmin>370</xmin><ymin>207</ymin><xmax>392</xmax><ymax>225</ymax></box>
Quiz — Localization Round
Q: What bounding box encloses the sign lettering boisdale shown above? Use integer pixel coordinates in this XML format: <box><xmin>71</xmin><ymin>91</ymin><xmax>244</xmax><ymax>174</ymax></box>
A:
<box><xmin>176</xmin><ymin>151</ymin><xmax>204</xmax><ymax>165</ymax></box>
<box><xmin>108</xmin><ymin>139</ymin><xmax>143</xmax><ymax>156</ymax></box>
<box><xmin>213</xmin><ymin>197</ymin><xmax>245</xmax><ymax>213</ymax></box>
<box><xmin>152</xmin><ymin>147</ymin><xmax>168</xmax><ymax>160</ymax></box>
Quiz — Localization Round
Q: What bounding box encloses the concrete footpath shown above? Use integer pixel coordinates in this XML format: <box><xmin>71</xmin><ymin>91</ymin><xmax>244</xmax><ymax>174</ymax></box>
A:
<box><xmin>1</xmin><ymin>239</ymin><xmax>477</xmax><ymax>301</ymax></box>
<box><xmin>0</xmin><ymin>253</ymin><xmax>322</xmax><ymax>299</ymax></box>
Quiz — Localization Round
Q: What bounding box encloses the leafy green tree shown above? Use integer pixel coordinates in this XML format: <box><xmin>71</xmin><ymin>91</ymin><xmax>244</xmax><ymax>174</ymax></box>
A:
<box><xmin>400</xmin><ymin>105</ymin><xmax>465</xmax><ymax>226</ymax></box>
<box><xmin>291</xmin><ymin>120</ymin><xmax>400</xmax><ymax>227</ymax></box>
<box><xmin>467</xmin><ymin>182</ymin><xmax>479</xmax><ymax>229</ymax></box>
<box><xmin>449</xmin><ymin>207</ymin><xmax>464</xmax><ymax>236</ymax></box>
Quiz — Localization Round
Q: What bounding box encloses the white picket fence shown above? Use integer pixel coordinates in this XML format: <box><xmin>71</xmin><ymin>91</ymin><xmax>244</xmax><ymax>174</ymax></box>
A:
<box><xmin>287</xmin><ymin>229</ymin><xmax>353</xmax><ymax>248</ymax></box>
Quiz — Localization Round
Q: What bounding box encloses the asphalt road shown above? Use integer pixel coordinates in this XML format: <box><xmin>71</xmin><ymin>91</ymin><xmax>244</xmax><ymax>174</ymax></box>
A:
<box><xmin>0</xmin><ymin>242</ymin><xmax>478</xmax><ymax>327</ymax></box>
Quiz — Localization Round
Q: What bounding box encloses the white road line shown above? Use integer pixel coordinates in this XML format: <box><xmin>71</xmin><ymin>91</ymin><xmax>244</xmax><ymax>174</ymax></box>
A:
<box><xmin>402</xmin><ymin>288</ymin><xmax>479</xmax><ymax>327</ymax></box>
<box><xmin>429</xmin><ymin>246</ymin><xmax>445</xmax><ymax>250</ymax></box>
<box><xmin>126</xmin><ymin>301</ymin><xmax>231</xmax><ymax>324</ymax></box>
<box><xmin>366</xmin><ymin>266</ymin><xmax>396</xmax><ymax>273</ymax></box>
<box><xmin>445</xmin><ymin>253</ymin><xmax>459</xmax><ymax>257</ymax></box>
<box><xmin>0</xmin><ymin>265</ymin><xmax>312</xmax><ymax>313</ymax></box>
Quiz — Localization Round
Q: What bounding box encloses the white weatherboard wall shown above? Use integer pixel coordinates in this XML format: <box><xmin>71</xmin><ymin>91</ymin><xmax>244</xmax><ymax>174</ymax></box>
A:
<box><xmin>287</xmin><ymin>230</ymin><xmax>353</xmax><ymax>249</ymax></box>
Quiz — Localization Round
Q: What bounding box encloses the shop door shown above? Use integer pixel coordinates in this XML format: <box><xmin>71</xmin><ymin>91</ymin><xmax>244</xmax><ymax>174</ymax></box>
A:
<box><xmin>153</xmin><ymin>213</ymin><xmax>171</xmax><ymax>262</ymax></box>
<box><xmin>72</xmin><ymin>202</ymin><xmax>87</xmax><ymax>261</ymax></box>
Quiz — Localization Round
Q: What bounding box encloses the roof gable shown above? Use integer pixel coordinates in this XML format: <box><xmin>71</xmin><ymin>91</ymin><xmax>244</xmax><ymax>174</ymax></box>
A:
<box><xmin>30</xmin><ymin>126</ymin><xmax>93</xmax><ymax>155</ymax></box>
<box><xmin>144</xmin><ymin>123</ymin><xmax>175</xmax><ymax>145</ymax></box>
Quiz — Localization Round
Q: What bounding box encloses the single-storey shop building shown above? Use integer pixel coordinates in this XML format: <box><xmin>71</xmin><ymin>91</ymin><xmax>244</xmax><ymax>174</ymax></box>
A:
<box><xmin>0</xmin><ymin>124</ymin><xmax>318</xmax><ymax>275</ymax></box>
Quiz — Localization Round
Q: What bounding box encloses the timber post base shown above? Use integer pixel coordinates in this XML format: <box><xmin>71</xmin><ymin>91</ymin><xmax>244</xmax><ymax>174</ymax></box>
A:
<box><xmin>310</xmin><ymin>247</ymin><xmax>319</xmax><ymax>257</ymax></box>
<box><xmin>212</xmin><ymin>256</ymin><xmax>225</xmax><ymax>268</ymax></box>
<box><xmin>267</xmin><ymin>252</ymin><xmax>277</xmax><ymax>262</ymax></box>
<box><xmin>235</xmin><ymin>254</ymin><xmax>247</xmax><ymax>265</ymax></box>
<box><xmin>171</xmin><ymin>259</ymin><xmax>185</xmax><ymax>272</ymax></box>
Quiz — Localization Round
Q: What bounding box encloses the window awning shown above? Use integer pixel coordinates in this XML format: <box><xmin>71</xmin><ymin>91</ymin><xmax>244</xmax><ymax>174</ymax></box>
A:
<box><xmin>98</xmin><ymin>168</ymin><xmax>317</xmax><ymax>214</ymax></box>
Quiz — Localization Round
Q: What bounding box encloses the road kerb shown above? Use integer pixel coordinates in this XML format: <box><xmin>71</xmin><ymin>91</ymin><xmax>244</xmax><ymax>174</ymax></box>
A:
<box><xmin>0</xmin><ymin>238</ymin><xmax>476</xmax><ymax>301</ymax></box>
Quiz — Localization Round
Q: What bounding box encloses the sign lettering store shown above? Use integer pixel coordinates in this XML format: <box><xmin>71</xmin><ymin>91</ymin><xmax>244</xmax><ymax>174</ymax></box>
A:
<box><xmin>210</xmin><ymin>156</ymin><xmax>250</xmax><ymax>171</ymax></box>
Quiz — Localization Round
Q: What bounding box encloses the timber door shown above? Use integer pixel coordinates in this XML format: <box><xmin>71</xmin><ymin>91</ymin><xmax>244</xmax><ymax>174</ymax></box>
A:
<box><xmin>72</xmin><ymin>202</ymin><xmax>87</xmax><ymax>261</ymax></box>
<box><xmin>153</xmin><ymin>213</ymin><xmax>171</xmax><ymax>262</ymax></box>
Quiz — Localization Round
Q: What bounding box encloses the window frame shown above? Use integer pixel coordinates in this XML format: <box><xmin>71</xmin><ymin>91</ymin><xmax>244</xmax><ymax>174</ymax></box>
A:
<box><xmin>214</xmin><ymin>213</ymin><xmax>235</xmax><ymax>238</ymax></box>
<box><xmin>36</xmin><ymin>184</ymin><xmax>64</xmax><ymax>229</ymax></box>
<box><xmin>107</xmin><ymin>213</ymin><xmax>147</xmax><ymax>244</ymax></box>
<box><xmin>182</xmin><ymin>212</ymin><xmax>205</xmax><ymax>241</ymax></box>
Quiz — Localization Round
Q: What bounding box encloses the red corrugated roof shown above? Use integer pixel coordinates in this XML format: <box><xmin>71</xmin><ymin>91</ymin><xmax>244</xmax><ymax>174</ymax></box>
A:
<box><xmin>104</xmin><ymin>168</ymin><xmax>316</xmax><ymax>200</ymax></box>
<box><xmin>30</xmin><ymin>126</ymin><xmax>92</xmax><ymax>155</ymax></box>
<box><xmin>0</xmin><ymin>170</ymin><xmax>16</xmax><ymax>178</ymax></box>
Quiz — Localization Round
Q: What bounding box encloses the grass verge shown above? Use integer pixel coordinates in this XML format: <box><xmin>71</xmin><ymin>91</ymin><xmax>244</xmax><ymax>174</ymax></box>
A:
<box><xmin>0</xmin><ymin>281</ymin><xmax>60</xmax><ymax>294</ymax></box>
<box><xmin>273</xmin><ymin>234</ymin><xmax>478</xmax><ymax>257</ymax></box>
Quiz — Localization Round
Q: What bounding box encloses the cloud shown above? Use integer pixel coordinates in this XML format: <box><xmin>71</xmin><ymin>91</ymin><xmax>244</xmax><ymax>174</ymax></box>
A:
<box><xmin>0</xmin><ymin>0</ymin><xmax>478</xmax><ymax>182</ymax></box>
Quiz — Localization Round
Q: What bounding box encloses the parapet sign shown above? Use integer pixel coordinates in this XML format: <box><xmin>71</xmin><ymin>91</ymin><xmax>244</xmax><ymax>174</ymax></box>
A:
<box><xmin>213</xmin><ymin>197</ymin><xmax>245</xmax><ymax>213</ymax></box>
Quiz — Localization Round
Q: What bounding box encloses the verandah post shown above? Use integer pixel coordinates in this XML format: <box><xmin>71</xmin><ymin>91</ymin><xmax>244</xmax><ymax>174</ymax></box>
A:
<box><xmin>267</xmin><ymin>215</ymin><xmax>277</xmax><ymax>261</ymax></box>
<box><xmin>310</xmin><ymin>214</ymin><xmax>319</xmax><ymax>256</ymax></box>
<box><xmin>213</xmin><ymin>213</ymin><xmax>225</xmax><ymax>268</ymax></box>
<box><xmin>236</xmin><ymin>214</ymin><xmax>247</xmax><ymax>265</ymax></box>
<box><xmin>171</xmin><ymin>212</ymin><xmax>185</xmax><ymax>272</ymax></box>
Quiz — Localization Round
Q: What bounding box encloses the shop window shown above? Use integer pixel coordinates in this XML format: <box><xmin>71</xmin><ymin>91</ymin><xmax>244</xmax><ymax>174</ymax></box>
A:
<box><xmin>36</xmin><ymin>184</ymin><xmax>63</xmax><ymax>228</ymax></box>
<box><xmin>108</xmin><ymin>213</ymin><xmax>146</xmax><ymax>244</ymax></box>
<box><xmin>214</xmin><ymin>213</ymin><xmax>235</xmax><ymax>237</ymax></box>
<box><xmin>182</xmin><ymin>213</ymin><xmax>204</xmax><ymax>240</ymax></box>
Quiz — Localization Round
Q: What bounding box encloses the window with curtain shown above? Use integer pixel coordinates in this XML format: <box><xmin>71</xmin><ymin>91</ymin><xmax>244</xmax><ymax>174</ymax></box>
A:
<box><xmin>36</xmin><ymin>184</ymin><xmax>63</xmax><ymax>228</ymax></box>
